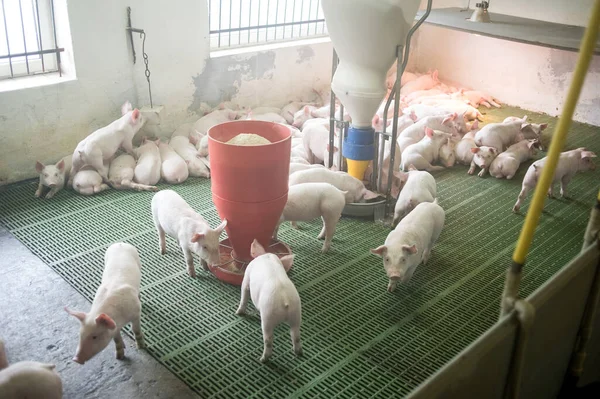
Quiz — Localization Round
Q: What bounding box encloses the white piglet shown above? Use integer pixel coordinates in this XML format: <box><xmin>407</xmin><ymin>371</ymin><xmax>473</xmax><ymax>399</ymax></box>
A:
<box><xmin>474</xmin><ymin>120</ymin><xmax>531</xmax><ymax>152</ymax></box>
<box><xmin>372</xmin><ymin>200</ymin><xmax>445</xmax><ymax>292</ymax></box>
<box><xmin>513</xmin><ymin>148</ymin><xmax>596</xmax><ymax>212</ymax></box>
<box><xmin>134</xmin><ymin>139</ymin><xmax>162</xmax><ymax>186</ymax></box>
<box><xmin>170</xmin><ymin>135</ymin><xmax>210</xmax><ymax>178</ymax></box>
<box><xmin>274</xmin><ymin>182</ymin><xmax>346</xmax><ymax>253</ymax></box>
<box><xmin>151</xmin><ymin>190</ymin><xmax>227</xmax><ymax>277</ymax></box>
<box><xmin>469</xmin><ymin>146</ymin><xmax>499</xmax><ymax>177</ymax></box>
<box><xmin>35</xmin><ymin>156</ymin><xmax>72</xmax><ymax>199</ymax></box>
<box><xmin>72</xmin><ymin>167</ymin><xmax>110</xmax><ymax>196</ymax></box>
<box><xmin>401</xmin><ymin>128</ymin><xmax>452</xmax><ymax>172</ymax></box>
<box><xmin>109</xmin><ymin>154</ymin><xmax>158</xmax><ymax>191</ymax></box>
<box><xmin>158</xmin><ymin>141</ymin><xmax>189</xmax><ymax>184</ymax></box>
<box><xmin>489</xmin><ymin>140</ymin><xmax>539</xmax><ymax>179</ymax></box>
<box><xmin>236</xmin><ymin>240</ymin><xmax>302</xmax><ymax>363</ymax></box>
<box><xmin>393</xmin><ymin>166</ymin><xmax>436</xmax><ymax>226</ymax></box>
<box><xmin>0</xmin><ymin>361</ymin><xmax>62</xmax><ymax>399</ymax></box>
<box><xmin>70</xmin><ymin>102</ymin><xmax>145</xmax><ymax>185</ymax></box>
<box><xmin>288</xmin><ymin>163</ymin><xmax>325</xmax><ymax>175</ymax></box>
<box><xmin>65</xmin><ymin>243</ymin><xmax>145</xmax><ymax>364</ymax></box>
<box><xmin>302</xmin><ymin>123</ymin><xmax>330</xmax><ymax>164</ymax></box>
<box><xmin>455</xmin><ymin>120</ymin><xmax>479</xmax><ymax>165</ymax></box>
<box><xmin>289</xmin><ymin>168</ymin><xmax>379</xmax><ymax>203</ymax></box>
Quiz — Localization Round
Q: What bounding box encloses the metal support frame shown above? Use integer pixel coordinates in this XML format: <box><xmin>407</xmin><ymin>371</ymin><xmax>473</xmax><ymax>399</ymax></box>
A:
<box><xmin>327</xmin><ymin>0</ymin><xmax>433</xmax><ymax>219</ymax></box>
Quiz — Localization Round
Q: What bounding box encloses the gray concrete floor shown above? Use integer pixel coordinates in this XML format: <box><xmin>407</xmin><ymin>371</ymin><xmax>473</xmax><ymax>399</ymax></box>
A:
<box><xmin>0</xmin><ymin>226</ymin><xmax>198</xmax><ymax>399</ymax></box>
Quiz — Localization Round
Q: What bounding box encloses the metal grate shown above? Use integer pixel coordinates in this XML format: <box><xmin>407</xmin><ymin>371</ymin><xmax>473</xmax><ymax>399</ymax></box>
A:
<box><xmin>0</xmin><ymin>0</ymin><xmax>63</xmax><ymax>80</ymax></box>
<box><xmin>208</xmin><ymin>0</ymin><xmax>327</xmax><ymax>49</ymax></box>
<box><xmin>0</xmin><ymin>106</ymin><xmax>598</xmax><ymax>397</ymax></box>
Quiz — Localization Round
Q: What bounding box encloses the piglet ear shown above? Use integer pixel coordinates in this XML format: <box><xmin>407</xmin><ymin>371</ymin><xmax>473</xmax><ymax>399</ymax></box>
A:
<box><xmin>189</xmin><ymin>133</ymin><xmax>199</xmax><ymax>145</ymax></box>
<box><xmin>582</xmin><ymin>151</ymin><xmax>597</xmax><ymax>159</ymax></box>
<box><xmin>250</xmin><ymin>239</ymin><xmax>266</xmax><ymax>258</ymax></box>
<box><xmin>370</xmin><ymin>245</ymin><xmax>387</xmax><ymax>257</ymax></box>
<box><xmin>95</xmin><ymin>313</ymin><xmax>116</xmax><ymax>329</ymax></box>
<box><xmin>372</xmin><ymin>114</ymin><xmax>380</xmax><ymax>126</ymax></box>
<box><xmin>471</xmin><ymin>120</ymin><xmax>479</xmax><ymax>130</ymax></box>
<box><xmin>402</xmin><ymin>244</ymin><xmax>417</xmax><ymax>255</ymax></box>
<box><xmin>539</xmin><ymin>123</ymin><xmax>548</xmax><ymax>131</ymax></box>
<box><xmin>35</xmin><ymin>161</ymin><xmax>45</xmax><ymax>173</ymax></box>
<box><xmin>425</xmin><ymin>127</ymin><xmax>434</xmax><ymax>138</ymax></box>
<box><xmin>363</xmin><ymin>190</ymin><xmax>379</xmax><ymax>200</ymax></box>
<box><xmin>56</xmin><ymin>159</ymin><xmax>65</xmax><ymax>172</ymax></box>
<box><xmin>431</xmin><ymin>69</ymin><xmax>439</xmax><ymax>81</ymax></box>
<box><xmin>64</xmin><ymin>306</ymin><xmax>86</xmax><ymax>322</ymax></box>
<box><xmin>216</xmin><ymin>219</ymin><xmax>227</xmax><ymax>234</ymax></box>
<box><xmin>471</xmin><ymin>147</ymin><xmax>480</xmax><ymax>154</ymax></box>
<box><xmin>191</xmin><ymin>233</ymin><xmax>205</xmax><ymax>243</ymax></box>
<box><xmin>303</xmin><ymin>105</ymin><xmax>311</xmax><ymax>115</ymax></box>
<box><xmin>279</xmin><ymin>254</ymin><xmax>295</xmax><ymax>272</ymax></box>
<box><xmin>131</xmin><ymin>109</ymin><xmax>141</xmax><ymax>123</ymax></box>
<box><xmin>121</xmin><ymin>101</ymin><xmax>133</xmax><ymax>115</ymax></box>
<box><xmin>490</xmin><ymin>147</ymin><xmax>498</xmax><ymax>154</ymax></box>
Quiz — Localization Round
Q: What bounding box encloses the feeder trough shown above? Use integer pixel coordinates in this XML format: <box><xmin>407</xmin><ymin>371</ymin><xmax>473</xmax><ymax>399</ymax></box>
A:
<box><xmin>207</xmin><ymin>121</ymin><xmax>293</xmax><ymax>285</ymax></box>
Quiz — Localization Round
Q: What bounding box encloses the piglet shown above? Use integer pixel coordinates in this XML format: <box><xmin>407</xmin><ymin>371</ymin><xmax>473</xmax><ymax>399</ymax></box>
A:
<box><xmin>109</xmin><ymin>154</ymin><xmax>158</xmax><ymax>191</ymax></box>
<box><xmin>193</xmin><ymin>109</ymin><xmax>238</xmax><ymax>135</ymax></box>
<box><xmin>489</xmin><ymin>140</ymin><xmax>539</xmax><ymax>179</ymax></box>
<box><xmin>301</xmin><ymin>122</ymin><xmax>330</xmax><ymax>164</ymax></box>
<box><xmin>455</xmin><ymin>120</ymin><xmax>479</xmax><ymax>165</ymax></box>
<box><xmin>35</xmin><ymin>156</ymin><xmax>72</xmax><ymax>199</ymax></box>
<box><xmin>289</xmin><ymin>163</ymin><xmax>325</xmax><ymax>175</ymax></box>
<box><xmin>292</xmin><ymin>105</ymin><xmax>318</xmax><ymax>129</ymax></box>
<box><xmin>474</xmin><ymin>120</ymin><xmax>531</xmax><ymax>152</ymax></box>
<box><xmin>170</xmin><ymin>135</ymin><xmax>210</xmax><ymax>178</ymax></box>
<box><xmin>372</xmin><ymin>200</ymin><xmax>445</xmax><ymax>292</ymax></box>
<box><xmin>70</xmin><ymin>102</ymin><xmax>145</xmax><ymax>185</ymax></box>
<box><xmin>274</xmin><ymin>182</ymin><xmax>346</xmax><ymax>252</ymax></box>
<box><xmin>134</xmin><ymin>138</ymin><xmax>162</xmax><ymax>186</ymax></box>
<box><xmin>0</xmin><ymin>361</ymin><xmax>62</xmax><ymax>399</ymax></box>
<box><xmin>289</xmin><ymin>168</ymin><xmax>379</xmax><ymax>203</ymax></box>
<box><xmin>439</xmin><ymin>138</ymin><xmax>457</xmax><ymax>168</ymax></box>
<box><xmin>72</xmin><ymin>167</ymin><xmax>110</xmax><ymax>196</ymax></box>
<box><xmin>468</xmin><ymin>146</ymin><xmax>499</xmax><ymax>177</ymax></box>
<box><xmin>236</xmin><ymin>240</ymin><xmax>301</xmax><ymax>363</ymax></box>
<box><xmin>400</xmin><ymin>70</ymin><xmax>439</xmax><ymax>96</ymax></box>
<box><xmin>151</xmin><ymin>190</ymin><xmax>227</xmax><ymax>277</ymax></box>
<box><xmin>513</xmin><ymin>148</ymin><xmax>596</xmax><ymax>212</ymax></box>
<box><xmin>393</xmin><ymin>166</ymin><xmax>436</xmax><ymax>226</ymax></box>
<box><xmin>401</xmin><ymin>128</ymin><xmax>452</xmax><ymax>172</ymax></box>
<box><xmin>158</xmin><ymin>141</ymin><xmax>189</xmax><ymax>184</ymax></box>
<box><xmin>247</xmin><ymin>112</ymin><xmax>288</xmax><ymax>124</ymax></box>
<box><xmin>65</xmin><ymin>243</ymin><xmax>145</xmax><ymax>364</ymax></box>
<box><xmin>281</xmin><ymin>102</ymin><xmax>309</xmax><ymax>124</ymax></box>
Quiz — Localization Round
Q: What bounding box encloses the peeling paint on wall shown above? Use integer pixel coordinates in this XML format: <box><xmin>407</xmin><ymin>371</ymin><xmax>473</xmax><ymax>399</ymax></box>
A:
<box><xmin>188</xmin><ymin>51</ymin><xmax>277</xmax><ymax>113</ymax></box>
<box><xmin>296</xmin><ymin>46</ymin><xmax>315</xmax><ymax>64</ymax></box>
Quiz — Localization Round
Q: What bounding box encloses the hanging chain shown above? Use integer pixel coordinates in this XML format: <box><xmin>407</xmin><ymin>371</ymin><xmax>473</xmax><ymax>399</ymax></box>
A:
<box><xmin>140</xmin><ymin>31</ymin><xmax>153</xmax><ymax>108</ymax></box>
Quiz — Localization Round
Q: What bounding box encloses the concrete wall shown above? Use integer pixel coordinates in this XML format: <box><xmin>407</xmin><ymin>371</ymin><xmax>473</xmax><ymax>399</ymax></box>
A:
<box><xmin>0</xmin><ymin>0</ymin><xmax>332</xmax><ymax>184</ymax></box>
<box><xmin>413</xmin><ymin>0</ymin><xmax>600</xmax><ymax>126</ymax></box>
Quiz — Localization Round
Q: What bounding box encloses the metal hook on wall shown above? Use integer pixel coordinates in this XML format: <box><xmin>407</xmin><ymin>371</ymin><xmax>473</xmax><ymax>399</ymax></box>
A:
<box><xmin>126</xmin><ymin>7</ymin><xmax>153</xmax><ymax>108</ymax></box>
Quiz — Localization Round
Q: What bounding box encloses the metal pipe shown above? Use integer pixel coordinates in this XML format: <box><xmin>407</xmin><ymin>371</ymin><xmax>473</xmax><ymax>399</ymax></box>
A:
<box><xmin>385</xmin><ymin>45</ymin><xmax>403</xmax><ymax>209</ymax></box>
<box><xmin>337</xmin><ymin>121</ymin><xmax>345</xmax><ymax>172</ymax></box>
<box><xmin>17</xmin><ymin>0</ymin><xmax>30</xmax><ymax>74</ymax></box>
<box><xmin>33</xmin><ymin>0</ymin><xmax>44</xmax><ymax>72</ymax></box>
<box><xmin>501</xmin><ymin>0</ymin><xmax>600</xmax><ymax>318</ymax></box>
<box><xmin>401</xmin><ymin>0</ymin><xmax>433</xmax><ymax>73</ymax></box>
<box><xmin>0</xmin><ymin>47</ymin><xmax>64</xmax><ymax>60</ymax></box>
<box><xmin>49</xmin><ymin>0</ymin><xmax>60</xmax><ymax>76</ymax></box>
<box><xmin>503</xmin><ymin>299</ymin><xmax>535</xmax><ymax>399</ymax></box>
<box><xmin>1</xmin><ymin>0</ymin><xmax>13</xmax><ymax>77</ymax></box>
<box><xmin>209</xmin><ymin>18</ymin><xmax>325</xmax><ymax>34</ymax></box>
<box><xmin>228</xmin><ymin>0</ymin><xmax>232</xmax><ymax>46</ymax></box>
<box><xmin>328</xmin><ymin>49</ymin><xmax>338</xmax><ymax>169</ymax></box>
<box><xmin>127</xmin><ymin>7</ymin><xmax>136</xmax><ymax>64</ymax></box>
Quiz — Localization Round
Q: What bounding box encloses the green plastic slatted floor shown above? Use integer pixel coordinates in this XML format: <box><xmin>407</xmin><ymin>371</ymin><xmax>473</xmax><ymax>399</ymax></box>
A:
<box><xmin>1</xmin><ymin>106</ymin><xmax>598</xmax><ymax>398</ymax></box>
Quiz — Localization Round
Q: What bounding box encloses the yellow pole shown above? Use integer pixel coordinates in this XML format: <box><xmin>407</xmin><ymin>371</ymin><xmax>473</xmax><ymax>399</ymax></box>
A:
<box><xmin>500</xmin><ymin>0</ymin><xmax>600</xmax><ymax>318</ymax></box>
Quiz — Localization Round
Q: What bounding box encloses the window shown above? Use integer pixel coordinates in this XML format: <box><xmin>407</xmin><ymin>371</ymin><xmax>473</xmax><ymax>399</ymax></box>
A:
<box><xmin>208</xmin><ymin>0</ymin><xmax>328</xmax><ymax>50</ymax></box>
<box><xmin>0</xmin><ymin>0</ymin><xmax>63</xmax><ymax>80</ymax></box>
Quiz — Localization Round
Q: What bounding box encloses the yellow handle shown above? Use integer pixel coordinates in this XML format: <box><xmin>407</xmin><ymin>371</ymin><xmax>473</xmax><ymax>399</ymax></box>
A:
<box><xmin>513</xmin><ymin>0</ymin><xmax>600</xmax><ymax>265</ymax></box>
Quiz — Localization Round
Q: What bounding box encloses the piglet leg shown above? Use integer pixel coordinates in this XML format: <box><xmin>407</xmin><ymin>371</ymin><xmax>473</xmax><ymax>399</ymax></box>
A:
<box><xmin>114</xmin><ymin>332</ymin><xmax>125</xmax><ymax>360</ymax></box>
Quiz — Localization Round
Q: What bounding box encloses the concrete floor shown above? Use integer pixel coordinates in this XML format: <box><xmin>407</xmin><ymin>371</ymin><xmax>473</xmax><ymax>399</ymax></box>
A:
<box><xmin>0</xmin><ymin>226</ymin><xmax>198</xmax><ymax>399</ymax></box>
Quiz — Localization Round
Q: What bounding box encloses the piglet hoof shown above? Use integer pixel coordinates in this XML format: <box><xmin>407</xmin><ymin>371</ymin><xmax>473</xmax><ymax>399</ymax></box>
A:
<box><xmin>187</xmin><ymin>268</ymin><xmax>197</xmax><ymax>278</ymax></box>
<box><xmin>201</xmin><ymin>259</ymin><xmax>209</xmax><ymax>271</ymax></box>
<box><xmin>235</xmin><ymin>308</ymin><xmax>245</xmax><ymax>316</ymax></box>
<box><xmin>136</xmin><ymin>341</ymin><xmax>146</xmax><ymax>350</ymax></box>
<box><xmin>35</xmin><ymin>190</ymin><xmax>42</xmax><ymax>198</ymax></box>
<box><xmin>259</xmin><ymin>355</ymin><xmax>270</xmax><ymax>364</ymax></box>
<box><xmin>512</xmin><ymin>205</ymin><xmax>520</xmax><ymax>213</ymax></box>
<box><xmin>116</xmin><ymin>351</ymin><xmax>125</xmax><ymax>360</ymax></box>
<box><xmin>321</xmin><ymin>245</ymin><xmax>330</xmax><ymax>253</ymax></box>
<box><xmin>467</xmin><ymin>169</ymin><xmax>474</xmax><ymax>175</ymax></box>
<box><xmin>477</xmin><ymin>170</ymin><xmax>485</xmax><ymax>178</ymax></box>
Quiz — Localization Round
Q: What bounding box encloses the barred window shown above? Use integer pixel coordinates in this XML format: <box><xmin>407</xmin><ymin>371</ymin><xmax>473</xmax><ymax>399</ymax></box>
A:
<box><xmin>208</xmin><ymin>0</ymin><xmax>327</xmax><ymax>50</ymax></box>
<box><xmin>0</xmin><ymin>0</ymin><xmax>63</xmax><ymax>80</ymax></box>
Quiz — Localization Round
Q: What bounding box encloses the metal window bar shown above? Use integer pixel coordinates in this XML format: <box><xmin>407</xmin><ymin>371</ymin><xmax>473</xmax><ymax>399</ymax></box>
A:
<box><xmin>0</xmin><ymin>0</ymin><xmax>63</xmax><ymax>80</ymax></box>
<box><xmin>208</xmin><ymin>0</ymin><xmax>327</xmax><ymax>49</ymax></box>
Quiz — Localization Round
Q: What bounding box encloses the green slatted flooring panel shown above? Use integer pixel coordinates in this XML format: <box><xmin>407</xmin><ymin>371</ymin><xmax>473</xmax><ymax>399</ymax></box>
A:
<box><xmin>0</xmin><ymin>106</ymin><xmax>598</xmax><ymax>398</ymax></box>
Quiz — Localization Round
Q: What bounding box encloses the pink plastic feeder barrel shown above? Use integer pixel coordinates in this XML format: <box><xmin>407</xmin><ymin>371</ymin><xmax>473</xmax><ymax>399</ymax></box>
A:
<box><xmin>207</xmin><ymin>121</ymin><xmax>292</xmax><ymax>285</ymax></box>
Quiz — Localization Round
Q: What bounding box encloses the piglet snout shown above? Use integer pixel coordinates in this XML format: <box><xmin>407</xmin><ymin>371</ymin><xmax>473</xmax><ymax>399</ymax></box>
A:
<box><xmin>48</xmin><ymin>183</ymin><xmax>57</xmax><ymax>188</ymax></box>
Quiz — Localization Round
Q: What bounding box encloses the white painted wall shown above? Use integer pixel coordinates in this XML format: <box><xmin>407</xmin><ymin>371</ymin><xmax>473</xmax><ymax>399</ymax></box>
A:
<box><xmin>420</xmin><ymin>0</ymin><xmax>595</xmax><ymax>26</ymax></box>
<box><xmin>412</xmin><ymin>1</ymin><xmax>600</xmax><ymax>126</ymax></box>
<box><xmin>0</xmin><ymin>0</ymin><xmax>333</xmax><ymax>184</ymax></box>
